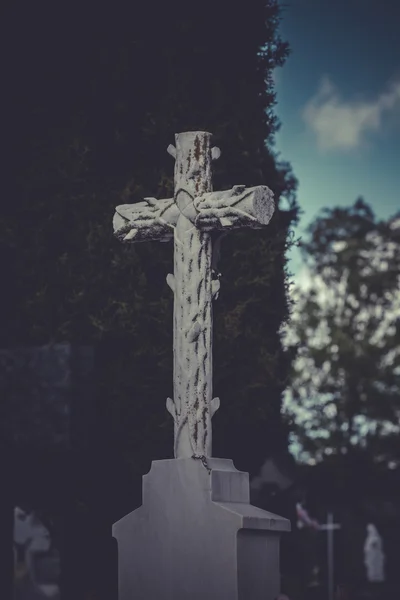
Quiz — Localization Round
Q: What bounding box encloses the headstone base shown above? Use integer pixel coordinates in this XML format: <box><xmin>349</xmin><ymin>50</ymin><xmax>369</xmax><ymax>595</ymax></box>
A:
<box><xmin>113</xmin><ymin>458</ymin><xmax>290</xmax><ymax>600</ymax></box>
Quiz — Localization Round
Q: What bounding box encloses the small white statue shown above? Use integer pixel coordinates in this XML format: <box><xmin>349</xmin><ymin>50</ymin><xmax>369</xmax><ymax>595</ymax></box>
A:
<box><xmin>364</xmin><ymin>523</ymin><xmax>385</xmax><ymax>583</ymax></box>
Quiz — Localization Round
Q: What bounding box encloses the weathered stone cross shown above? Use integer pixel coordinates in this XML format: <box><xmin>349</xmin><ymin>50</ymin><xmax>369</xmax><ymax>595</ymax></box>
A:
<box><xmin>113</xmin><ymin>131</ymin><xmax>274</xmax><ymax>460</ymax></box>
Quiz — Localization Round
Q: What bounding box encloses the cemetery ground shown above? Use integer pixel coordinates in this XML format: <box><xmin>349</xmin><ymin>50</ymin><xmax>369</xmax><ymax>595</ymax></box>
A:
<box><xmin>9</xmin><ymin>457</ymin><xmax>400</xmax><ymax>600</ymax></box>
<box><xmin>4</xmin><ymin>134</ymin><xmax>400</xmax><ymax>598</ymax></box>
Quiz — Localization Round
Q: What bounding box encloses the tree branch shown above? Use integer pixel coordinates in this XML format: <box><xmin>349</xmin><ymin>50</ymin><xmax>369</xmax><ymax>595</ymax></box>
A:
<box><xmin>113</xmin><ymin>197</ymin><xmax>180</xmax><ymax>243</ymax></box>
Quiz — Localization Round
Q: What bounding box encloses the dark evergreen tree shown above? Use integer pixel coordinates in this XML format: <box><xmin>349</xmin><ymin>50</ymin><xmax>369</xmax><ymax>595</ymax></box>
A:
<box><xmin>5</xmin><ymin>1</ymin><xmax>298</xmax><ymax>479</ymax></box>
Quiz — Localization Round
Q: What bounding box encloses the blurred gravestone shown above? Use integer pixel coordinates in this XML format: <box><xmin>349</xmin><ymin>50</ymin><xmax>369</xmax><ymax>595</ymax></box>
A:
<box><xmin>0</xmin><ymin>343</ymin><xmax>94</xmax><ymax>450</ymax></box>
<box><xmin>0</xmin><ymin>344</ymin><xmax>70</xmax><ymax>448</ymax></box>
<box><xmin>0</xmin><ymin>344</ymin><xmax>100</xmax><ymax>600</ymax></box>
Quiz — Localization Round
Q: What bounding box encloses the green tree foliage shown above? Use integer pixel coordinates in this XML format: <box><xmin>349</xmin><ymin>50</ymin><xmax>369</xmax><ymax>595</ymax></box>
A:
<box><xmin>4</xmin><ymin>1</ymin><xmax>298</xmax><ymax>476</ymax></box>
<box><xmin>284</xmin><ymin>199</ymin><xmax>400</xmax><ymax>466</ymax></box>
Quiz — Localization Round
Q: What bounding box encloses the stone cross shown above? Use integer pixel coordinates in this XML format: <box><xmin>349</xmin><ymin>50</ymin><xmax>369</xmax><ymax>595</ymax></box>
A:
<box><xmin>319</xmin><ymin>512</ymin><xmax>342</xmax><ymax>600</ymax></box>
<box><xmin>113</xmin><ymin>131</ymin><xmax>274</xmax><ymax>460</ymax></box>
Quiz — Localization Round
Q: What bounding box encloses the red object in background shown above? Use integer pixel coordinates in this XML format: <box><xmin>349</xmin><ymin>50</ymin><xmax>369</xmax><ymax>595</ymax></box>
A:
<box><xmin>296</xmin><ymin>503</ymin><xmax>320</xmax><ymax>530</ymax></box>
<box><xmin>335</xmin><ymin>584</ymin><xmax>349</xmax><ymax>600</ymax></box>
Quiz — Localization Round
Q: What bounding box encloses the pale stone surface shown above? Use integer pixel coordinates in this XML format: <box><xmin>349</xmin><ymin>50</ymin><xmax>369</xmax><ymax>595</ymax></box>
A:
<box><xmin>113</xmin><ymin>131</ymin><xmax>275</xmax><ymax>459</ymax></box>
<box><xmin>112</xmin><ymin>133</ymin><xmax>287</xmax><ymax>599</ymax></box>
<box><xmin>113</xmin><ymin>458</ymin><xmax>290</xmax><ymax>600</ymax></box>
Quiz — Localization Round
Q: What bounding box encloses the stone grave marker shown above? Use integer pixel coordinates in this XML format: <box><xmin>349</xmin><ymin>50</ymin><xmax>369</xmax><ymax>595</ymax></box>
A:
<box><xmin>112</xmin><ymin>131</ymin><xmax>290</xmax><ymax>600</ymax></box>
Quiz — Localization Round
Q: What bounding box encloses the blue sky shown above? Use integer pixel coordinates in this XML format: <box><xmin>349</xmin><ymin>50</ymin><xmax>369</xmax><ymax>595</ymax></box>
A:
<box><xmin>273</xmin><ymin>0</ymin><xmax>400</xmax><ymax>273</ymax></box>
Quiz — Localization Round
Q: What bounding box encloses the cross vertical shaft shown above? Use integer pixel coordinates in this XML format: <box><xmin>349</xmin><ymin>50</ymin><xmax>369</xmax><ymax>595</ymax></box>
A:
<box><xmin>168</xmin><ymin>132</ymin><xmax>218</xmax><ymax>458</ymax></box>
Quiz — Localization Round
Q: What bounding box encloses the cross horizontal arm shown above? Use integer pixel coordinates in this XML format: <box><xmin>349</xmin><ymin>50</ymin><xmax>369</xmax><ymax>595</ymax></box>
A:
<box><xmin>113</xmin><ymin>197</ymin><xmax>180</xmax><ymax>243</ymax></box>
<box><xmin>194</xmin><ymin>184</ymin><xmax>275</xmax><ymax>232</ymax></box>
<box><xmin>112</xmin><ymin>131</ymin><xmax>276</xmax><ymax>461</ymax></box>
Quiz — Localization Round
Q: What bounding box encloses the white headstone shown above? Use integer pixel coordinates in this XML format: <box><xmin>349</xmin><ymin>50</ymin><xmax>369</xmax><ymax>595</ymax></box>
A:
<box><xmin>14</xmin><ymin>508</ymin><xmax>51</xmax><ymax>553</ymax></box>
<box><xmin>13</xmin><ymin>508</ymin><xmax>51</xmax><ymax>575</ymax></box>
<box><xmin>14</xmin><ymin>507</ymin><xmax>33</xmax><ymax>547</ymax></box>
<box><xmin>112</xmin><ymin>132</ymin><xmax>289</xmax><ymax>599</ymax></box>
<box><xmin>364</xmin><ymin>523</ymin><xmax>385</xmax><ymax>583</ymax></box>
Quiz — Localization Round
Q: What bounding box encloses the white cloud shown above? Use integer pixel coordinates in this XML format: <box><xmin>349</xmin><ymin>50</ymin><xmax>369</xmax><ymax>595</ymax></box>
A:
<box><xmin>302</xmin><ymin>76</ymin><xmax>400</xmax><ymax>151</ymax></box>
